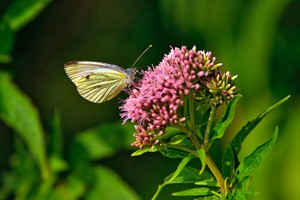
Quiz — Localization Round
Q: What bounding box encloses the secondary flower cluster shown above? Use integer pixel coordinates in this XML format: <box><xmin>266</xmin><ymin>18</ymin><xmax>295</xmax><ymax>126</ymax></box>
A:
<box><xmin>120</xmin><ymin>46</ymin><xmax>237</xmax><ymax>148</ymax></box>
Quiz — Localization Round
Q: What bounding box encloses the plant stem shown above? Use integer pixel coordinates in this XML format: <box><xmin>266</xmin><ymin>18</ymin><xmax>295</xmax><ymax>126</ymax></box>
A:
<box><xmin>188</xmin><ymin>95</ymin><xmax>195</xmax><ymax>131</ymax></box>
<box><xmin>204</xmin><ymin>104</ymin><xmax>217</xmax><ymax>150</ymax></box>
<box><xmin>151</xmin><ymin>183</ymin><xmax>166</xmax><ymax>200</ymax></box>
<box><xmin>205</xmin><ymin>152</ymin><xmax>226</xmax><ymax>194</ymax></box>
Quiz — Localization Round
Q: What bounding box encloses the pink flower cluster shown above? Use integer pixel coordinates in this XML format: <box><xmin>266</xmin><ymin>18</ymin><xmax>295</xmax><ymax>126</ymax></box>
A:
<box><xmin>120</xmin><ymin>46</ymin><xmax>237</xmax><ymax>148</ymax></box>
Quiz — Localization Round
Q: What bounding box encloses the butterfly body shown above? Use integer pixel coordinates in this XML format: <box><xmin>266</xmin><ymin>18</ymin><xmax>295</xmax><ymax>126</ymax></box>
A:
<box><xmin>64</xmin><ymin>61</ymin><xmax>135</xmax><ymax>103</ymax></box>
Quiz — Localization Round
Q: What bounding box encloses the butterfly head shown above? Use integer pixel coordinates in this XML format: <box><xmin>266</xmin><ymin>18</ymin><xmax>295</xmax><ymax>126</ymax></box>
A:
<box><xmin>125</xmin><ymin>68</ymin><xmax>137</xmax><ymax>85</ymax></box>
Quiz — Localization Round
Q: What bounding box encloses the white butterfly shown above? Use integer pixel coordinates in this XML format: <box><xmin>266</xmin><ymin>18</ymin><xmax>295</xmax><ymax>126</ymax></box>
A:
<box><xmin>64</xmin><ymin>61</ymin><xmax>135</xmax><ymax>103</ymax></box>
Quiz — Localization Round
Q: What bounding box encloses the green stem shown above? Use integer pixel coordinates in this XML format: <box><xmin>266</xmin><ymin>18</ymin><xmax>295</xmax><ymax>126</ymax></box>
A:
<box><xmin>178</xmin><ymin>124</ymin><xmax>202</xmax><ymax>150</ymax></box>
<box><xmin>205</xmin><ymin>153</ymin><xmax>226</xmax><ymax>194</ymax></box>
<box><xmin>204</xmin><ymin>104</ymin><xmax>217</xmax><ymax>150</ymax></box>
<box><xmin>188</xmin><ymin>95</ymin><xmax>195</xmax><ymax>131</ymax></box>
<box><xmin>151</xmin><ymin>183</ymin><xmax>166</xmax><ymax>200</ymax></box>
<box><xmin>181</xmin><ymin>98</ymin><xmax>226</xmax><ymax>195</ymax></box>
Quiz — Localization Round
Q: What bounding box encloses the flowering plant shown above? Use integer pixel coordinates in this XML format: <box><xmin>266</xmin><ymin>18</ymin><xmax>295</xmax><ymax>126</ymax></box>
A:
<box><xmin>121</xmin><ymin>46</ymin><xmax>290</xmax><ymax>199</ymax></box>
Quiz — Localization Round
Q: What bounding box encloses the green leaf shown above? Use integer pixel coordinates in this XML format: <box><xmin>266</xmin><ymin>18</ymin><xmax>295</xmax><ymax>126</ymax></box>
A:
<box><xmin>168</xmin><ymin>134</ymin><xmax>194</xmax><ymax>149</ymax></box>
<box><xmin>151</xmin><ymin>156</ymin><xmax>193</xmax><ymax>200</ymax></box>
<box><xmin>0</xmin><ymin>71</ymin><xmax>49</xmax><ymax>179</ymax></box>
<box><xmin>164</xmin><ymin>155</ymin><xmax>193</xmax><ymax>184</ymax></box>
<box><xmin>49</xmin><ymin>155</ymin><xmax>67</xmax><ymax>174</ymax></box>
<box><xmin>227</xmin><ymin>190</ymin><xmax>247</xmax><ymax>200</ymax></box>
<box><xmin>2</xmin><ymin>0</ymin><xmax>51</xmax><ymax>31</ymax></box>
<box><xmin>227</xmin><ymin>176</ymin><xmax>258</xmax><ymax>200</ymax></box>
<box><xmin>222</xmin><ymin>146</ymin><xmax>235</xmax><ymax>179</ymax></box>
<box><xmin>131</xmin><ymin>146</ymin><xmax>158</xmax><ymax>156</ymax></box>
<box><xmin>169</xmin><ymin>135</ymin><xmax>188</xmax><ymax>145</ymax></box>
<box><xmin>72</xmin><ymin>122</ymin><xmax>135</xmax><ymax>161</ymax></box>
<box><xmin>235</xmin><ymin>128</ymin><xmax>278</xmax><ymax>181</ymax></box>
<box><xmin>222</xmin><ymin>95</ymin><xmax>290</xmax><ymax>178</ymax></box>
<box><xmin>0</xmin><ymin>54</ymin><xmax>12</xmax><ymax>63</ymax></box>
<box><xmin>197</xmin><ymin>148</ymin><xmax>206</xmax><ymax>174</ymax></box>
<box><xmin>86</xmin><ymin>166</ymin><xmax>141</xmax><ymax>200</ymax></box>
<box><xmin>159</xmin><ymin>146</ymin><xmax>191</xmax><ymax>158</ymax></box>
<box><xmin>199</xmin><ymin>195</ymin><xmax>221</xmax><ymax>200</ymax></box>
<box><xmin>0</xmin><ymin>137</ymin><xmax>39</xmax><ymax>199</ymax></box>
<box><xmin>48</xmin><ymin>175</ymin><xmax>86</xmax><ymax>200</ymax></box>
<box><xmin>166</xmin><ymin>166</ymin><xmax>215</xmax><ymax>185</ymax></box>
<box><xmin>0</xmin><ymin>0</ymin><xmax>51</xmax><ymax>61</ymax></box>
<box><xmin>211</xmin><ymin>95</ymin><xmax>241</xmax><ymax>141</ymax></box>
<box><xmin>172</xmin><ymin>187</ymin><xmax>214</xmax><ymax>197</ymax></box>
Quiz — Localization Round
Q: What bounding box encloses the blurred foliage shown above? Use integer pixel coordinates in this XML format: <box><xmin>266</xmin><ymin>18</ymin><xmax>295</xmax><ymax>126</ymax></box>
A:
<box><xmin>0</xmin><ymin>0</ymin><xmax>299</xmax><ymax>200</ymax></box>
<box><xmin>0</xmin><ymin>0</ymin><xmax>140</xmax><ymax>199</ymax></box>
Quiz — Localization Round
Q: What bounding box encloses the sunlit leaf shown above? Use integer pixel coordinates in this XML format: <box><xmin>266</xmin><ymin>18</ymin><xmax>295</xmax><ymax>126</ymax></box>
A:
<box><xmin>164</xmin><ymin>156</ymin><xmax>193</xmax><ymax>184</ymax></box>
<box><xmin>169</xmin><ymin>135</ymin><xmax>188</xmax><ymax>145</ymax></box>
<box><xmin>172</xmin><ymin>187</ymin><xmax>214</xmax><ymax>197</ymax></box>
<box><xmin>235</xmin><ymin>128</ymin><xmax>278</xmax><ymax>181</ymax></box>
<box><xmin>211</xmin><ymin>95</ymin><xmax>241</xmax><ymax>141</ymax></box>
<box><xmin>159</xmin><ymin>146</ymin><xmax>191</xmax><ymax>158</ymax></box>
<box><xmin>131</xmin><ymin>146</ymin><xmax>158</xmax><ymax>156</ymax></box>
<box><xmin>0</xmin><ymin>71</ymin><xmax>49</xmax><ymax>179</ymax></box>
<box><xmin>227</xmin><ymin>190</ymin><xmax>247</xmax><ymax>200</ymax></box>
<box><xmin>166</xmin><ymin>166</ymin><xmax>214</xmax><ymax>185</ymax></box>
<box><xmin>222</xmin><ymin>146</ymin><xmax>235</xmax><ymax>179</ymax></box>
<box><xmin>227</xmin><ymin>176</ymin><xmax>258</xmax><ymax>199</ymax></box>
<box><xmin>222</xmin><ymin>95</ymin><xmax>290</xmax><ymax>178</ymax></box>
<box><xmin>197</xmin><ymin>148</ymin><xmax>206</xmax><ymax>174</ymax></box>
<box><xmin>168</xmin><ymin>134</ymin><xmax>194</xmax><ymax>149</ymax></box>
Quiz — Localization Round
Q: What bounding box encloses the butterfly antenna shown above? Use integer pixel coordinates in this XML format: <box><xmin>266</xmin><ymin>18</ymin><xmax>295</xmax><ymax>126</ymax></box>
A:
<box><xmin>132</xmin><ymin>45</ymin><xmax>152</xmax><ymax>68</ymax></box>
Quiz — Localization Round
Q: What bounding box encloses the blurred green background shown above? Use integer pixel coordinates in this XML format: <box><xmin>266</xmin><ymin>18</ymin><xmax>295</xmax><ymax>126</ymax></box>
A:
<box><xmin>0</xmin><ymin>0</ymin><xmax>299</xmax><ymax>199</ymax></box>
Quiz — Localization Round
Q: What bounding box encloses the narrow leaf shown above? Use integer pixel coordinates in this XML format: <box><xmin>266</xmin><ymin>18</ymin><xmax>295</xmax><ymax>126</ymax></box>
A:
<box><xmin>151</xmin><ymin>156</ymin><xmax>193</xmax><ymax>200</ymax></box>
<box><xmin>236</xmin><ymin>128</ymin><xmax>278</xmax><ymax>181</ymax></box>
<box><xmin>165</xmin><ymin>166</ymin><xmax>214</xmax><ymax>184</ymax></box>
<box><xmin>222</xmin><ymin>146</ymin><xmax>235</xmax><ymax>179</ymax></box>
<box><xmin>172</xmin><ymin>187</ymin><xmax>213</xmax><ymax>197</ymax></box>
<box><xmin>195</xmin><ymin>179</ymin><xmax>218</xmax><ymax>187</ymax></box>
<box><xmin>211</xmin><ymin>95</ymin><xmax>241</xmax><ymax>141</ymax></box>
<box><xmin>165</xmin><ymin>155</ymin><xmax>193</xmax><ymax>183</ymax></box>
<box><xmin>0</xmin><ymin>71</ymin><xmax>49</xmax><ymax>179</ymax></box>
<box><xmin>159</xmin><ymin>147</ymin><xmax>190</xmax><ymax>158</ymax></box>
<box><xmin>197</xmin><ymin>148</ymin><xmax>206</xmax><ymax>174</ymax></box>
<box><xmin>131</xmin><ymin>146</ymin><xmax>158</xmax><ymax>156</ymax></box>
<box><xmin>222</xmin><ymin>96</ymin><xmax>290</xmax><ymax>177</ymax></box>
<box><xmin>169</xmin><ymin>135</ymin><xmax>187</xmax><ymax>145</ymax></box>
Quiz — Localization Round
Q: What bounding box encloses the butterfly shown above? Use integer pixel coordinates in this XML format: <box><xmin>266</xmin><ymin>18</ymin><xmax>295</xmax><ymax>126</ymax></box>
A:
<box><xmin>64</xmin><ymin>61</ymin><xmax>136</xmax><ymax>103</ymax></box>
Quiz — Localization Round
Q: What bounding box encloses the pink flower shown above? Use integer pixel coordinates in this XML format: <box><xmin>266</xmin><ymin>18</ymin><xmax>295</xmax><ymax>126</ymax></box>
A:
<box><xmin>120</xmin><ymin>46</ymin><xmax>237</xmax><ymax>148</ymax></box>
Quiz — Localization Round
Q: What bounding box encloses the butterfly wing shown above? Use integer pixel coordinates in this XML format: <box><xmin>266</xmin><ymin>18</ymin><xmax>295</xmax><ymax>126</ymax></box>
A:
<box><xmin>64</xmin><ymin>61</ymin><xmax>128</xmax><ymax>103</ymax></box>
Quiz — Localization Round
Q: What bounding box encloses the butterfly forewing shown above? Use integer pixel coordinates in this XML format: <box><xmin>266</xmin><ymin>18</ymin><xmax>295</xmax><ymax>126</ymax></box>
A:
<box><xmin>64</xmin><ymin>61</ymin><xmax>131</xmax><ymax>103</ymax></box>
